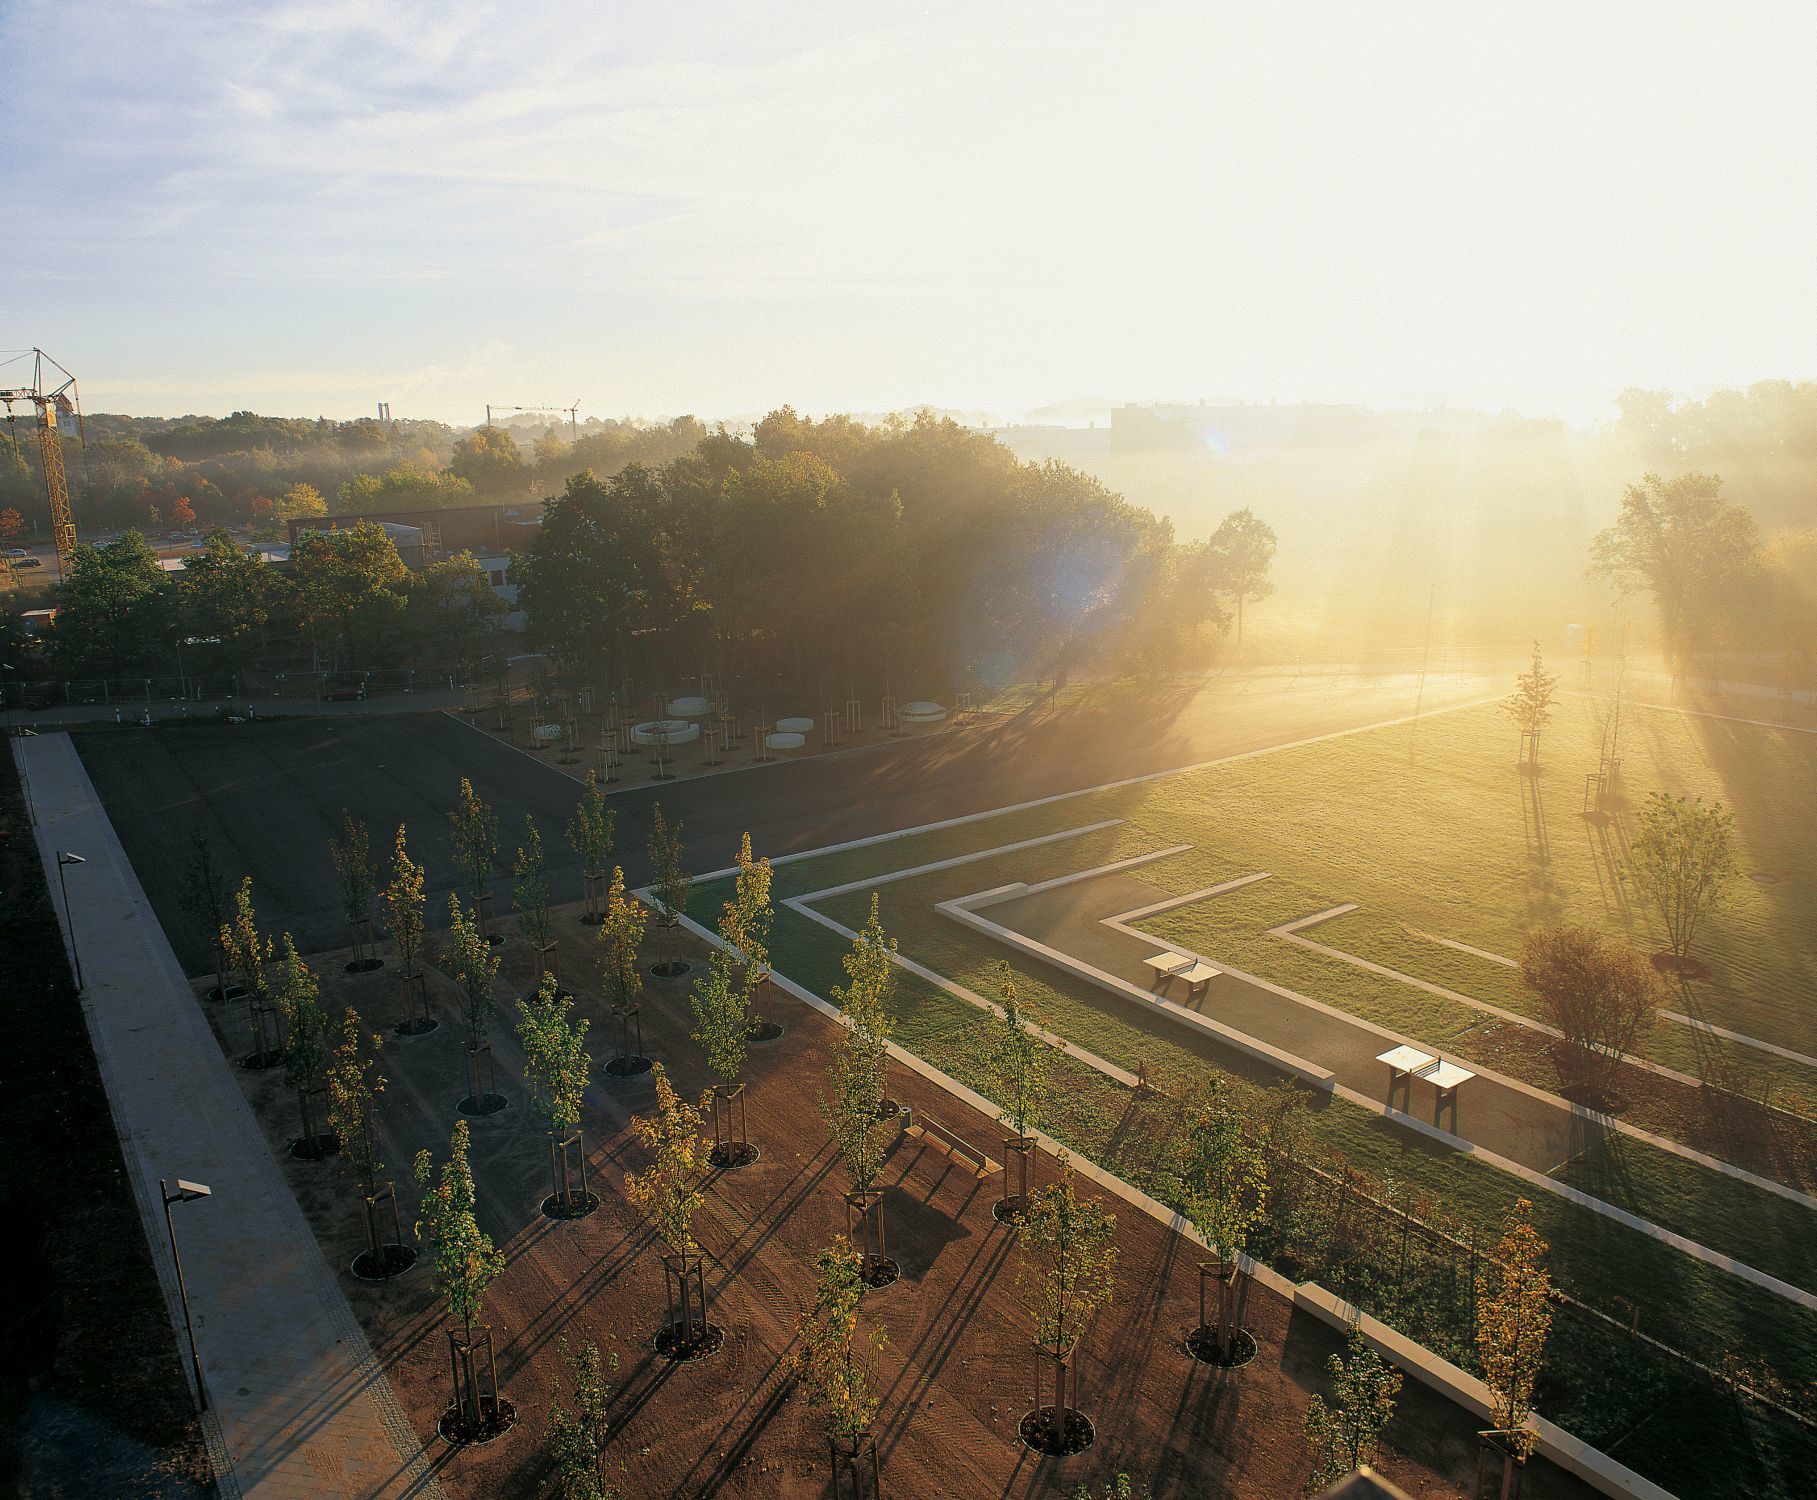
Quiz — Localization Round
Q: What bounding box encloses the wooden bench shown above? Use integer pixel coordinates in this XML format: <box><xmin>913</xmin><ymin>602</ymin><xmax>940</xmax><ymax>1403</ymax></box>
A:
<box><xmin>902</xmin><ymin>1108</ymin><xmax>1000</xmax><ymax>1177</ymax></box>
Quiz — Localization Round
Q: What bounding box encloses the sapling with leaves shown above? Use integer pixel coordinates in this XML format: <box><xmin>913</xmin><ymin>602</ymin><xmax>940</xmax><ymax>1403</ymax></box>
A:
<box><xmin>689</xmin><ymin>938</ymin><xmax>754</xmax><ymax>1166</ymax></box>
<box><xmin>325</xmin><ymin>1007</ymin><xmax>411</xmax><ymax>1276</ymax></box>
<box><xmin>1016</xmin><ymin>1160</ymin><xmax>1117</xmax><ymax>1453</ymax></box>
<box><xmin>512</xmin><ymin>816</ymin><xmax>556</xmax><ymax>990</ymax></box>
<box><xmin>1628</xmin><ymin>791</ymin><xmax>1737</xmax><ymax>966</ymax></box>
<box><xmin>517</xmin><ymin>975</ymin><xmax>595</xmax><ymax>1214</ymax></box>
<box><xmin>723</xmin><ymin>832</ymin><xmax>776</xmax><ymax>1033</ymax></box>
<box><xmin>823</xmin><ymin>896</ymin><xmax>899</xmax><ymax>1277</ymax></box>
<box><xmin>1175</xmin><ymin>1077</ymin><xmax>1268</xmax><ymax>1361</ymax></box>
<box><xmin>220</xmin><ymin>877</ymin><xmax>282</xmax><ymax>1065</ymax></box>
<box><xmin>982</xmin><ymin>962</ymin><xmax>1054</xmax><ymax>1214</ymax></box>
<box><xmin>178</xmin><ymin>830</ymin><xmax>233</xmax><ymax>998</ymax></box>
<box><xmin>566</xmin><ymin>771</ymin><xmax>616</xmax><ymax>924</ymax></box>
<box><xmin>447</xmin><ymin>896</ymin><xmax>504</xmax><ymax>1113</ymax></box>
<box><xmin>1475</xmin><ymin>1199</ymin><xmax>1553</xmax><ymax>1474</ymax></box>
<box><xmin>1503</xmin><ymin>643</ymin><xmax>1560</xmax><ymax>767</ymax></box>
<box><xmin>546</xmin><ymin>1338</ymin><xmax>619</xmax><ymax>1500</ymax></box>
<box><xmin>625</xmin><ymin>1063</ymin><xmax>713</xmax><ymax>1349</ymax></box>
<box><xmin>384</xmin><ymin>824</ymin><xmax>432</xmax><ymax>1031</ymax></box>
<box><xmin>328</xmin><ymin>810</ymin><xmax>377</xmax><ymax>964</ymax></box>
<box><xmin>796</xmin><ymin>1239</ymin><xmax>888</xmax><ymax>1483</ymax></box>
<box><xmin>449</xmin><ymin>776</ymin><xmax>501</xmax><ymax>937</ymax></box>
<box><xmin>645</xmin><ymin>803</ymin><xmax>691</xmax><ymax>976</ymax></box>
<box><xmin>414</xmin><ymin>1119</ymin><xmax>508</xmax><ymax>1435</ymax></box>
<box><xmin>597</xmin><ymin>866</ymin><xmax>649</xmax><ymax>1072</ymax></box>
<box><xmin>276</xmin><ymin>935</ymin><xmax>333</xmax><ymax>1156</ymax></box>
<box><xmin>1302</xmin><ymin>1323</ymin><xmax>1403</xmax><ymax>1490</ymax></box>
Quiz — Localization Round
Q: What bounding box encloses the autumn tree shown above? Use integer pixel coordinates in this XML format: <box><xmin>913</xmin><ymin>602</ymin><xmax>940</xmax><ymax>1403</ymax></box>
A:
<box><xmin>518</xmin><ymin>975</ymin><xmax>596</xmax><ymax>1217</ymax></box>
<box><xmin>1628</xmin><ymin>792</ymin><xmax>1737</xmax><ymax>967</ymax></box>
<box><xmin>512</xmin><ymin>816</ymin><xmax>556</xmax><ymax>991</ymax></box>
<box><xmin>626</xmin><ymin>1063</ymin><xmax>716</xmax><ymax>1356</ymax></box>
<box><xmin>546</xmin><ymin>1339</ymin><xmax>618</xmax><ymax>1500</ymax></box>
<box><xmin>1175</xmin><ymin>1078</ymin><xmax>1268</xmax><ymax>1362</ymax></box>
<box><xmin>220</xmin><ymin>876</ymin><xmax>282</xmax><ymax>1067</ymax></box>
<box><xmin>326</xmin><ymin>1008</ymin><xmax>413</xmax><ymax>1278</ymax></box>
<box><xmin>646</xmin><ymin>803</ymin><xmax>691</xmax><ymax>976</ymax></box>
<box><xmin>566</xmin><ymin>770</ymin><xmax>616</xmax><ymax>923</ymax></box>
<box><xmin>689</xmin><ymin>940</ymin><xmax>755</xmax><ymax>1167</ymax></box>
<box><xmin>328</xmin><ymin>809</ymin><xmax>380</xmax><ymax>968</ymax></box>
<box><xmin>825</xmin><ymin>896</ymin><xmax>899</xmax><ymax>1281</ymax></box>
<box><xmin>1302</xmin><ymin>1324</ymin><xmax>1403</xmax><ymax>1490</ymax></box>
<box><xmin>597</xmin><ymin>866</ymin><xmax>650</xmax><ymax>1075</ymax></box>
<box><xmin>1503</xmin><ymin>643</ymin><xmax>1560</xmax><ymax>768</ymax></box>
<box><xmin>178</xmin><ymin>830</ymin><xmax>234</xmax><ymax>1000</ymax></box>
<box><xmin>796</xmin><ymin>1239</ymin><xmax>888</xmax><ymax>1494</ymax></box>
<box><xmin>384</xmin><ymin>824</ymin><xmax>433</xmax><ymax>1033</ymax></box>
<box><xmin>414</xmin><ymin>1120</ymin><xmax>509</xmax><ymax>1440</ymax></box>
<box><xmin>1016</xmin><ymin>1162</ymin><xmax>1118</xmax><ymax>1455</ymax></box>
<box><xmin>723</xmin><ymin>832</ymin><xmax>778</xmax><ymax>1036</ymax></box>
<box><xmin>449</xmin><ymin>776</ymin><xmax>501</xmax><ymax>940</ymax></box>
<box><xmin>1519</xmin><ymin>926</ymin><xmax>1662</xmax><ymax>1107</ymax></box>
<box><xmin>447</xmin><ymin>896</ymin><xmax>505</xmax><ymax>1115</ymax></box>
<box><xmin>274</xmin><ymin>935</ymin><xmax>333</xmax><ymax>1157</ymax></box>
<box><xmin>982</xmin><ymin>962</ymin><xmax>1054</xmax><ymax>1217</ymax></box>
<box><xmin>1474</xmin><ymin>1200</ymin><xmax>1553</xmax><ymax>1491</ymax></box>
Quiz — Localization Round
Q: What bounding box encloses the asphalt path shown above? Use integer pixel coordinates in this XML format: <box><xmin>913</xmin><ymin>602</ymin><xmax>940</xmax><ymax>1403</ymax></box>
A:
<box><xmin>76</xmin><ymin>666</ymin><xmax>1494</xmax><ymax>974</ymax></box>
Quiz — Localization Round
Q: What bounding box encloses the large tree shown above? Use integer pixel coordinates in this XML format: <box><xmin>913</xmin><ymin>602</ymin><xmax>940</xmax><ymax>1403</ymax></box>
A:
<box><xmin>1208</xmin><ymin>508</ymin><xmax>1277</xmax><ymax>646</ymax></box>
<box><xmin>291</xmin><ymin>520</ymin><xmax>411</xmax><ymax>669</ymax></box>
<box><xmin>1628</xmin><ymin>792</ymin><xmax>1737</xmax><ymax>965</ymax></box>
<box><xmin>50</xmin><ymin>531</ymin><xmax>172</xmax><ymax>678</ymax></box>
<box><xmin>448</xmin><ymin>425</ymin><xmax>525</xmax><ymax>496</ymax></box>
<box><xmin>177</xmin><ymin>531</ymin><xmax>291</xmax><ymax>684</ymax></box>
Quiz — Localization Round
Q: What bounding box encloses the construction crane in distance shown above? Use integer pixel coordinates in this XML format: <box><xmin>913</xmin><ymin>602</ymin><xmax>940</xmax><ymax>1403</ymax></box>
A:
<box><xmin>484</xmin><ymin>401</ymin><xmax>581</xmax><ymax>438</ymax></box>
<box><xmin>0</xmin><ymin>347</ymin><xmax>84</xmax><ymax>583</ymax></box>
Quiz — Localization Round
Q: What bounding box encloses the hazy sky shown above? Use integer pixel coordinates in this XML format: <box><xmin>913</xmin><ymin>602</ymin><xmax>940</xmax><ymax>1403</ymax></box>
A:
<box><xmin>5</xmin><ymin>1</ymin><xmax>1816</xmax><ymax>424</ymax></box>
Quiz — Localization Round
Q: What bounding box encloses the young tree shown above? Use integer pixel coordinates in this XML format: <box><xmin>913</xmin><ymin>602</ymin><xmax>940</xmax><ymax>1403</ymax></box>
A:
<box><xmin>824</xmin><ymin>896</ymin><xmax>899</xmax><ymax>1281</ymax></box>
<box><xmin>1176</xmin><ymin>1078</ymin><xmax>1269</xmax><ymax>1361</ymax></box>
<box><xmin>626</xmin><ymin>1063</ymin><xmax>715</xmax><ymax>1354</ymax></box>
<box><xmin>328</xmin><ymin>809</ymin><xmax>379</xmax><ymax>968</ymax></box>
<box><xmin>449</xmin><ymin>776</ymin><xmax>501</xmax><ymax>940</ymax></box>
<box><xmin>276</xmin><ymin>935</ymin><xmax>334</xmax><ymax>1157</ymax></box>
<box><xmin>414</xmin><ymin>1120</ymin><xmax>509</xmax><ymax>1439</ymax></box>
<box><xmin>1302</xmin><ymin>1323</ymin><xmax>1403</xmax><ymax>1490</ymax></box>
<box><xmin>1016</xmin><ymin>1162</ymin><xmax>1118</xmax><ymax>1454</ymax></box>
<box><xmin>512</xmin><ymin>816</ymin><xmax>556</xmax><ymax>991</ymax></box>
<box><xmin>546</xmin><ymin>1339</ymin><xmax>618</xmax><ymax>1500</ymax></box>
<box><xmin>1208</xmin><ymin>507</ymin><xmax>1277</xmax><ymax>646</ymax></box>
<box><xmin>983</xmin><ymin>962</ymin><xmax>1054</xmax><ymax>1216</ymax></box>
<box><xmin>566</xmin><ymin>771</ymin><xmax>616</xmax><ymax>923</ymax></box>
<box><xmin>517</xmin><ymin>975</ymin><xmax>596</xmax><ymax>1216</ymax></box>
<box><xmin>447</xmin><ymin>896</ymin><xmax>505</xmax><ymax>1114</ymax></box>
<box><xmin>689</xmin><ymin>940</ymin><xmax>755</xmax><ymax>1167</ymax></box>
<box><xmin>835</xmin><ymin>895</ymin><xmax>897</xmax><ymax>1107</ymax></box>
<box><xmin>220</xmin><ymin>876</ymin><xmax>282</xmax><ymax>1067</ymax></box>
<box><xmin>645</xmin><ymin>803</ymin><xmax>692</xmax><ymax>976</ymax></box>
<box><xmin>1475</xmin><ymin>1199</ymin><xmax>1553</xmax><ymax>1483</ymax></box>
<box><xmin>795</xmin><ymin>1239</ymin><xmax>888</xmax><ymax>1494</ymax></box>
<box><xmin>1503</xmin><ymin>643</ymin><xmax>1560</xmax><ymax>768</ymax></box>
<box><xmin>384</xmin><ymin>824</ymin><xmax>433</xmax><ymax>1033</ymax></box>
<box><xmin>178</xmin><ymin>830</ymin><xmax>234</xmax><ymax>1000</ymax></box>
<box><xmin>325</xmin><ymin>1008</ymin><xmax>413</xmax><ymax>1278</ymax></box>
<box><xmin>597</xmin><ymin>866</ymin><xmax>650</xmax><ymax>1074</ymax></box>
<box><xmin>1519</xmin><ymin>926</ymin><xmax>1662</xmax><ymax>1107</ymax></box>
<box><xmin>1628</xmin><ymin>791</ymin><xmax>1737</xmax><ymax>965</ymax></box>
<box><xmin>722</xmin><ymin>832</ymin><xmax>779</xmax><ymax>1035</ymax></box>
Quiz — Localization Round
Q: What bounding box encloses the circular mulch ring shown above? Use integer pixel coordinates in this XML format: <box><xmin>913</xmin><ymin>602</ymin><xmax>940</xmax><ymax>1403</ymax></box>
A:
<box><xmin>1650</xmin><ymin>951</ymin><xmax>1711</xmax><ymax>980</ymax></box>
<box><xmin>457</xmin><ymin>1092</ymin><xmax>510</xmax><ymax>1119</ymax></box>
<box><xmin>1184</xmin><ymin>1326</ymin><xmax>1258</xmax><ymax>1368</ymax></box>
<box><xmin>342</xmin><ymin>957</ymin><xmax>384</xmax><ymax>975</ymax></box>
<box><xmin>1018</xmin><ymin>1407</ymin><xmax>1095</xmax><ymax>1457</ymax></box>
<box><xmin>875</xmin><ymin>1098</ymin><xmax>900</xmax><ymax>1121</ymax></box>
<box><xmin>650</xmin><ymin>960</ymin><xmax>693</xmax><ymax>979</ymax></box>
<box><xmin>240</xmin><ymin>1048</ymin><xmax>282</xmax><ymax>1072</ymax></box>
<box><xmin>861</xmin><ymin>1256</ymin><xmax>901</xmax><ymax>1291</ymax></box>
<box><xmin>540</xmin><ymin>1191</ymin><xmax>601</xmax><ymax>1222</ymax></box>
<box><xmin>747</xmin><ymin>1019</ymin><xmax>785</xmax><ymax>1043</ymax></box>
<box><xmin>394</xmin><ymin>1017</ymin><xmax>440</xmax><ymax>1038</ymax></box>
<box><xmin>483</xmin><ymin>933</ymin><xmax>506</xmax><ymax>949</ymax></box>
<box><xmin>603</xmin><ymin>1055</ymin><xmax>653</xmax><ymax>1078</ymax></box>
<box><xmin>578</xmin><ymin>913</ymin><xmax>604</xmax><ymax>926</ymax></box>
<box><xmin>709</xmin><ymin>1142</ymin><xmax>760</xmax><ymax>1171</ymax></box>
<box><xmin>288</xmin><ymin>1132</ymin><xmax>343</xmax><ymax>1163</ymax></box>
<box><xmin>654</xmin><ymin>1321</ymin><xmax>726</xmax><ymax>1362</ymax></box>
<box><xmin>350</xmin><ymin>1245</ymin><xmax>418</xmax><ymax>1282</ymax></box>
<box><xmin>436</xmin><ymin>1397</ymin><xmax>517</xmax><ymax>1446</ymax></box>
<box><xmin>992</xmin><ymin>1197</ymin><xmax>1027</xmax><ymax>1227</ymax></box>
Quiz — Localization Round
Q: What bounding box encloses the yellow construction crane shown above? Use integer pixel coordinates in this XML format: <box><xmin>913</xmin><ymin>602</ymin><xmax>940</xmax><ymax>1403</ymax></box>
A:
<box><xmin>0</xmin><ymin>348</ymin><xmax>85</xmax><ymax>583</ymax></box>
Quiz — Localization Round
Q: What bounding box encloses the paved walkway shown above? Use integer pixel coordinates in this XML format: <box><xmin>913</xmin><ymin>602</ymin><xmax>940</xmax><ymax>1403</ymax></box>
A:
<box><xmin>16</xmin><ymin>732</ymin><xmax>446</xmax><ymax>1500</ymax></box>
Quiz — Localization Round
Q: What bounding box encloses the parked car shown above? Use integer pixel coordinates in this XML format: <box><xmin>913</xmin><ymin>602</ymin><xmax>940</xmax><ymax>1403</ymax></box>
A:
<box><xmin>14</xmin><ymin>557</ymin><xmax>43</xmax><ymax>570</ymax></box>
<box><xmin>2</xmin><ymin>547</ymin><xmax>26</xmax><ymax>559</ymax></box>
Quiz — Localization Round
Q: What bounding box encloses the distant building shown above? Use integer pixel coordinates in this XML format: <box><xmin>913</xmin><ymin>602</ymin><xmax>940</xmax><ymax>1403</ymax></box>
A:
<box><xmin>20</xmin><ymin>607</ymin><xmax>57</xmax><ymax>637</ymax></box>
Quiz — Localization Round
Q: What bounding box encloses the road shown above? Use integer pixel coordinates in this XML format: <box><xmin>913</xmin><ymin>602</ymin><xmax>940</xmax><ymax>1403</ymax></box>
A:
<box><xmin>76</xmin><ymin>665</ymin><xmax>1495</xmax><ymax>973</ymax></box>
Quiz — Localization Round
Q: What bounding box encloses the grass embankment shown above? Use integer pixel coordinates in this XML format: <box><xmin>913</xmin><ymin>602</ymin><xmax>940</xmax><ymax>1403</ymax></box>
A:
<box><xmin>0</xmin><ymin>752</ymin><xmax>213</xmax><ymax>1496</ymax></box>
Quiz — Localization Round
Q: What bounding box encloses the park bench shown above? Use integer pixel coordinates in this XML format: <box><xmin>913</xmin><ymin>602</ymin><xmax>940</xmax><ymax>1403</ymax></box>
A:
<box><xmin>902</xmin><ymin>1107</ymin><xmax>1000</xmax><ymax>1177</ymax></box>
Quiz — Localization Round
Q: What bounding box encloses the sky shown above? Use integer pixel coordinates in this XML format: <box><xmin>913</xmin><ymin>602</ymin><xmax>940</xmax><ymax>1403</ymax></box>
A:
<box><xmin>4</xmin><ymin>1</ymin><xmax>1817</xmax><ymax>425</ymax></box>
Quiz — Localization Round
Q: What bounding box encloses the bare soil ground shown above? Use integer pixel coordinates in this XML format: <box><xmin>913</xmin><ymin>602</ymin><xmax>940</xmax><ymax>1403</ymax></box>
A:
<box><xmin>203</xmin><ymin>901</ymin><xmax>1597</xmax><ymax>1499</ymax></box>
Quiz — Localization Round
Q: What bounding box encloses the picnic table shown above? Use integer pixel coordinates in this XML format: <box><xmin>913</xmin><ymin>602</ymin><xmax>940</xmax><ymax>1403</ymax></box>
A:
<box><xmin>1375</xmin><ymin>1045</ymin><xmax>1476</xmax><ymax>1126</ymax></box>
<box><xmin>1144</xmin><ymin>951</ymin><xmax>1222</xmax><ymax>1002</ymax></box>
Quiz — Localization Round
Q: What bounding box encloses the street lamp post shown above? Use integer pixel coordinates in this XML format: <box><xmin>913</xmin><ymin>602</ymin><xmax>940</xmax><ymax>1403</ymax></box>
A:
<box><xmin>161</xmin><ymin>1178</ymin><xmax>212</xmax><ymax>1410</ymax></box>
<box><xmin>55</xmin><ymin>851</ymin><xmax>85</xmax><ymax>990</ymax></box>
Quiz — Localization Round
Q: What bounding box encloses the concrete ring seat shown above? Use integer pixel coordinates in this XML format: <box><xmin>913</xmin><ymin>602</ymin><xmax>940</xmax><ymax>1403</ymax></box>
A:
<box><xmin>532</xmin><ymin>723</ymin><xmax>563</xmax><ymax>744</ymax></box>
<box><xmin>667</xmin><ymin>695</ymin><xmax>711</xmax><ymax>717</ymax></box>
<box><xmin>765</xmin><ymin>731</ymin><xmax>807</xmax><ymax>751</ymax></box>
<box><xmin>775</xmin><ymin>716</ymin><xmax>815</xmax><ymax>733</ymax></box>
<box><xmin>629</xmin><ymin>719</ymin><xmax>700</xmax><ymax>747</ymax></box>
<box><xmin>901</xmin><ymin>700</ymin><xmax>947</xmax><ymax>723</ymax></box>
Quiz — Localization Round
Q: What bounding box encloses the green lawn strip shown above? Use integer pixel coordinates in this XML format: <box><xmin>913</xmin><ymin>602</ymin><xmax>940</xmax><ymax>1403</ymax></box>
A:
<box><xmin>757</xmin><ymin>870</ymin><xmax>1817</xmax><ymax>1493</ymax></box>
<box><xmin>1318</xmin><ymin>909</ymin><xmax>1817</xmax><ymax>1106</ymax></box>
<box><xmin>1142</xmin><ymin>878</ymin><xmax>1817</xmax><ymax>1294</ymax></box>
